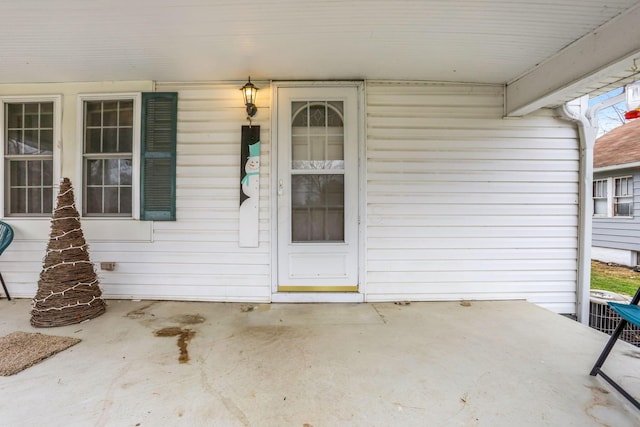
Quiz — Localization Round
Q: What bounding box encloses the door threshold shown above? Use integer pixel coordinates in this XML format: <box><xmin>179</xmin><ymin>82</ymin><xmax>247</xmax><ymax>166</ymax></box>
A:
<box><xmin>272</xmin><ymin>293</ymin><xmax>365</xmax><ymax>303</ymax></box>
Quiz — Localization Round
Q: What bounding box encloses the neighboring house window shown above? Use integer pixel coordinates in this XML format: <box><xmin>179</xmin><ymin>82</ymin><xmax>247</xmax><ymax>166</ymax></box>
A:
<box><xmin>614</xmin><ymin>176</ymin><xmax>633</xmax><ymax>217</ymax></box>
<box><xmin>593</xmin><ymin>179</ymin><xmax>608</xmax><ymax>216</ymax></box>
<box><xmin>593</xmin><ymin>176</ymin><xmax>634</xmax><ymax>218</ymax></box>
<box><xmin>79</xmin><ymin>92</ymin><xmax>177</xmax><ymax>220</ymax></box>
<box><xmin>2</xmin><ymin>97</ymin><xmax>60</xmax><ymax>216</ymax></box>
<box><xmin>82</xmin><ymin>98</ymin><xmax>135</xmax><ymax>216</ymax></box>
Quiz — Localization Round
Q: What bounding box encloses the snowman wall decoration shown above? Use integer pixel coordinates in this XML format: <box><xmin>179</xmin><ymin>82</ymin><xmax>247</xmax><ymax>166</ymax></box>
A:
<box><xmin>239</xmin><ymin>126</ymin><xmax>261</xmax><ymax>247</ymax></box>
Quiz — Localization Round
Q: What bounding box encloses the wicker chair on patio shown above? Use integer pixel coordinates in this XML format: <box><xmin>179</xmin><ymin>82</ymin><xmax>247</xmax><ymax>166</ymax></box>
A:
<box><xmin>0</xmin><ymin>221</ymin><xmax>14</xmax><ymax>300</ymax></box>
<box><xmin>590</xmin><ymin>286</ymin><xmax>640</xmax><ymax>410</ymax></box>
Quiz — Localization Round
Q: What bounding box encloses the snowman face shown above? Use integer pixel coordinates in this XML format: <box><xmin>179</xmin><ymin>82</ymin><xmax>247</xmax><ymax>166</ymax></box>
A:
<box><xmin>245</xmin><ymin>156</ymin><xmax>260</xmax><ymax>173</ymax></box>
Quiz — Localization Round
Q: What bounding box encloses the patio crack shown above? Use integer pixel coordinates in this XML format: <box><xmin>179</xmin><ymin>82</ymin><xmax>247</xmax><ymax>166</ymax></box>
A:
<box><xmin>371</xmin><ymin>304</ymin><xmax>388</xmax><ymax>324</ymax></box>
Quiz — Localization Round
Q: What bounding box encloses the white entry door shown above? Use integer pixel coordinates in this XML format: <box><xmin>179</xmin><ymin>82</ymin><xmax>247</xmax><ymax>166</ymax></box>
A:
<box><xmin>276</xmin><ymin>85</ymin><xmax>359</xmax><ymax>292</ymax></box>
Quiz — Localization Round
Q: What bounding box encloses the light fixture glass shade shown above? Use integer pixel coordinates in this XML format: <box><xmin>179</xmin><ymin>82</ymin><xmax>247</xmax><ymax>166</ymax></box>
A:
<box><xmin>241</xmin><ymin>77</ymin><xmax>259</xmax><ymax>117</ymax></box>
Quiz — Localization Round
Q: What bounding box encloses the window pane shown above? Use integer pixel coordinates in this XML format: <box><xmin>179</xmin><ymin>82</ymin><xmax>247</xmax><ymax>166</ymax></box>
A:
<box><xmin>291</xmin><ymin>102</ymin><xmax>307</xmax><ymax>126</ymax></box>
<box><xmin>103</xmin><ymin>187</ymin><xmax>119</xmax><ymax>213</ymax></box>
<box><xmin>40</xmin><ymin>103</ymin><xmax>54</xmax><ymax>128</ymax></box>
<box><xmin>43</xmin><ymin>160</ymin><xmax>53</xmax><ymax>187</ymax></box>
<box><xmin>120</xmin><ymin>187</ymin><xmax>132</xmax><ymax>214</ymax></box>
<box><xmin>43</xmin><ymin>187</ymin><xmax>53</xmax><ymax>214</ymax></box>
<box><xmin>327</xmin><ymin>133</ymin><xmax>344</xmax><ymax>161</ymax></box>
<box><xmin>28</xmin><ymin>188</ymin><xmax>42</xmax><ymax>214</ymax></box>
<box><xmin>615</xmin><ymin>201</ymin><xmax>632</xmax><ymax>216</ymax></box>
<box><xmin>6</xmin><ymin>104</ymin><xmax>22</xmax><ymax>128</ymax></box>
<box><xmin>10</xmin><ymin>188</ymin><xmax>26</xmax><ymax>213</ymax></box>
<box><xmin>24</xmin><ymin>103</ymin><xmax>39</xmax><ymax>128</ymax></box>
<box><xmin>10</xmin><ymin>161</ymin><xmax>27</xmax><ymax>186</ymax></box>
<box><xmin>309</xmin><ymin>133</ymin><xmax>325</xmax><ymax>161</ymax></box>
<box><xmin>291</xmin><ymin>174</ymin><xmax>344</xmax><ymax>242</ymax></box>
<box><xmin>40</xmin><ymin>129</ymin><xmax>53</xmax><ymax>153</ymax></box>
<box><xmin>119</xmin><ymin>128</ymin><xmax>133</xmax><ymax>153</ymax></box>
<box><xmin>23</xmin><ymin>129</ymin><xmax>39</xmax><ymax>153</ymax></box>
<box><xmin>104</xmin><ymin>159</ymin><xmax>121</xmax><ymax>185</ymax></box>
<box><xmin>291</xmin><ymin>208</ymin><xmax>310</xmax><ymax>241</ymax></box>
<box><xmin>119</xmin><ymin>100</ymin><xmax>134</xmax><ymax>126</ymax></box>
<box><xmin>103</xmin><ymin>101</ymin><xmax>118</xmax><ymax>127</ymax></box>
<box><xmin>120</xmin><ymin>159</ymin><xmax>133</xmax><ymax>185</ymax></box>
<box><xmin>85</xmin><ymin>128</ymin><xmax>102</xmax><ymax>153</ymax></box>
<box><xmin>87</xmin><ymin>159</ymin><xmax>103</xmax><ymax>185</ymax></box>
<box><xmin>7</xmin><ymin>130</ymin><xmax>21</xmax><ymax>154</ymax></box>
<box><xmin>308</xmin><ymin>104</ymin><xmax>325</xmax><ymax>126</ymax></box>
<box><xmin>615</xmin><ymin>177</ymin><xmax>633</xmax><ymax>196</ymax></box>
<box><xmin>27</xmin><ymin>160</ymin><xmax>42</xmax><ymax>186</ymax></box>
<box><xmin>103</xmin><ymin>128</ymin><xmax>118</xmax><ymax>153</ymax></box>
<box><xmin>86</xmin><ymin>101</ymin><xmax>102</xmax><ymax>127</ymax></box>
<box><xmin>327</xmin><ymin>102</ymin><xmax>344</xmax><ymax>126</ymax></box>
<box><xmin>594</xmin><ymin>199</ymin><xmax>607</xmax><ymax>215</ymax></box>
<box><xmin>86</xmin><ymin>187</ymin><xmax>103</xmax><ymax>214</ymax></box>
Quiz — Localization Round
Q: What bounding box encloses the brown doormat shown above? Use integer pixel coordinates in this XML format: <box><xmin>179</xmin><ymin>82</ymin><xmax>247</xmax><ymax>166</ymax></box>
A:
<box><xmin>0</xmin><ymin>331</ymin><xmax>81</xmax><ymax>376</ymax></box>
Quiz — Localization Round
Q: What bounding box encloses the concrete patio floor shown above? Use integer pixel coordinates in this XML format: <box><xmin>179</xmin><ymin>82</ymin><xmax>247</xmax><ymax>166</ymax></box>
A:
<box><xmin>1</xmin><ymin>299</ymin><xmax>640</xmax><ymax>427</ymax></box>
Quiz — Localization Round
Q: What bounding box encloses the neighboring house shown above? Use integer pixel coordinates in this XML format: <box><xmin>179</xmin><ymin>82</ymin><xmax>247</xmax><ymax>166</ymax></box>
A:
<box><xmin>1</xmin><ymin>1</ymin><xmax>640</xmax><ymax>322</ymax></box>
<box><xmin>592</xmin><ymin>119</ymin><xmax>640</xmax><ymax>267</ymax></box>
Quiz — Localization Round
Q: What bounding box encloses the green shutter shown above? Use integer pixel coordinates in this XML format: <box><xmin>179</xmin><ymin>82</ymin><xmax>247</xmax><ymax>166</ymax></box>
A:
<box><xmin>140</xmin><ymin>92</ymin><xmax>177</xmax><ymax>221</ymax></box>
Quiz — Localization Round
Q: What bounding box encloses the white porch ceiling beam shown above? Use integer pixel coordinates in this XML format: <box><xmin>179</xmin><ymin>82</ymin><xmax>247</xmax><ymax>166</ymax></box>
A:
<box><xmin>505</xmin><ymin>4</ymin><xmax>640</xmax><ymax>117</ymax></box>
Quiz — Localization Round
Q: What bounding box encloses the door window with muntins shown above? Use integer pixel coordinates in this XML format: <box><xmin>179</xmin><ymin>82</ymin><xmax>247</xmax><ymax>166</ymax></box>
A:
<box><xmin>290</xmin><ymin>101</ymin><xmax>345</xmax><ymax>242</ymax></box>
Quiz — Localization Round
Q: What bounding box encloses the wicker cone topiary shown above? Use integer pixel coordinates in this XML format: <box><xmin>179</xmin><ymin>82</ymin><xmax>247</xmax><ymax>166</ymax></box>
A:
<box><xmin>31</xmin><ymin>178</ymin><xmax>106</xmax><ymax>327</ymax></box>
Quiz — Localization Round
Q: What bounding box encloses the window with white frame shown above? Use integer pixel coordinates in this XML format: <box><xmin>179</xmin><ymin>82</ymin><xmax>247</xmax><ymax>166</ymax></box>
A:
<box><xmin>81</xmin><ymin>96</ymin><xmax>139</xmax><ymax>217</ymax></box>
<box><xmin>593</xmin><ymin>178</ymin><xmax>608</xmax><ymax>216</ymax></box>
<box><xmin>593</xmin><ymin>176</ymin><xmax>634</xmax><ymax>218</ymax></box>
<box><xmin>3</xmin><ymin>98</ymin><xmax>59</xmax><ymax>216</ymax></box>
<box><xmin>614</xmin><ymin>176</ymin><xmax>633</xmax><ymax>217</ymax></box>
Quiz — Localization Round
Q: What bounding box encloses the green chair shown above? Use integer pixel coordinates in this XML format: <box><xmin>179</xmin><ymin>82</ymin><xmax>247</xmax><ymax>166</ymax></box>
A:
<box><xmin>0</xmin><ymin>221</ymin><xmax>14</xmax><ymax>300</ymax></box>
<box><xmin>590</xmin><ymin>286</ymin><xmax>640</xmax><ymax>409</ymax></box>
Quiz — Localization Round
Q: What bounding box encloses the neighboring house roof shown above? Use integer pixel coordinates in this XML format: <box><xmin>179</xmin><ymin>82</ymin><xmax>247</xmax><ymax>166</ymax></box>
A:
<box><xmin>594</xmin><ymin>119</ymin><xmax>640</xmax><ymax>169</ymax></box>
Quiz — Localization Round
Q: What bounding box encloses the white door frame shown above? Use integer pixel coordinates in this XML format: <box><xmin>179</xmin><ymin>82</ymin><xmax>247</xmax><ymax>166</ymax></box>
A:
<box><xmin>270</xmin><ymin>81</ymin><xmax>366</xmax><ymax>303</ymax></box>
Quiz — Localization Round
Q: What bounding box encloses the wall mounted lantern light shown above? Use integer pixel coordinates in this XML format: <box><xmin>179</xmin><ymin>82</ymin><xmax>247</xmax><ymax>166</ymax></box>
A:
<box><xmin>241</xmin><ymin>77</ymin><xmax>259</xmax><ymax>120</ymax></box>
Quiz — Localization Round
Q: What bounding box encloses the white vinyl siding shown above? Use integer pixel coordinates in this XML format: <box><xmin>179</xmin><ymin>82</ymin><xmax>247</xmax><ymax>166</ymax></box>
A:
<box><xmin>365</xmin><ymin>82</ymin><xmax>580</xmax><ymax>313</ymax></box>
<box><xmin>1</xmin><ymin>82</ymin><xmax>271</xmax><ymax>302</ymax></box>
<box><xmin>1</xmin><ymin>80</ymin><xmax>581</xmax><ymax>314</ymax></box>
<box><xmin>92</xmin><ymin>82</ymin><xmax>272</xmax><ymax>301</ymax></box>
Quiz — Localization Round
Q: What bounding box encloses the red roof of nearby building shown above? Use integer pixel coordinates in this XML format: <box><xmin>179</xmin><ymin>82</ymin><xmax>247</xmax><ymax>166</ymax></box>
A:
<box><xmin>594</xmin><ymin>119</ymin><xmax>640</xmax><ymax>168</ymax></box>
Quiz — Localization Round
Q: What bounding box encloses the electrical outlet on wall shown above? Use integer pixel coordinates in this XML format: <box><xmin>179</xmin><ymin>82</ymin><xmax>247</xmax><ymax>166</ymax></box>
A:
<box><xmin>100</xmin><ymin>262</ymin><xmax>116</xmax><ymax>271</ymax></box>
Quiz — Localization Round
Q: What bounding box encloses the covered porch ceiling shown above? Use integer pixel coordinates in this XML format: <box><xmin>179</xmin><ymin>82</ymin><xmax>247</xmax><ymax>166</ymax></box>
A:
<box><xmin>2</xmin><ymin>0</ymin><xmax>640</xmax><ymax>116</ymax></box>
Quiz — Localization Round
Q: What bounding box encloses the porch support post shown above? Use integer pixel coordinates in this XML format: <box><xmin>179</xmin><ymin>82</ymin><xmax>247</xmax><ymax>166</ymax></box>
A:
<box><xmin>556</xmin><ymin>96</ymin><xmax>597</xmax><ymax>324</ymax></box>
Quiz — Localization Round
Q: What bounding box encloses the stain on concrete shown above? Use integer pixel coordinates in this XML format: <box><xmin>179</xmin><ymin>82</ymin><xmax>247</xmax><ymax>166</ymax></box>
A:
<box><xmin>585</xmin><ymin>384</ymin><xmax>615</xmax><ymax>426</ymax></box>
<box><xmin>170</xmin><ymin>314</ymin><xmax>205</xmax><ymax>325</ymax></box>
<box><xmin>240</xmin><ymin>304</ymin><xmax>270</xmax><ymax>313</ymax></box>
<box><xmin>240</xmin><ymin>325</ymin><xmax>294</xmax><ymax>340</ymax></box>
<box><xmin>585</xmin><ymin>385</ymin><xmax>610</xmax><ymax>395</ymax></box>
<box><xmin>624</xmin><ymin>350</ymin><xmax>640</xmax><ymax>359</ymax></box>
<box><xmin>154</xmin><ymin>327</ymin><xmax>196</xmax><ymax>363</ymax></box>
<box><xmin>126</xmin><ymin>302</ymin><xmax>158</xmax><ymax>319</ymax></box>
